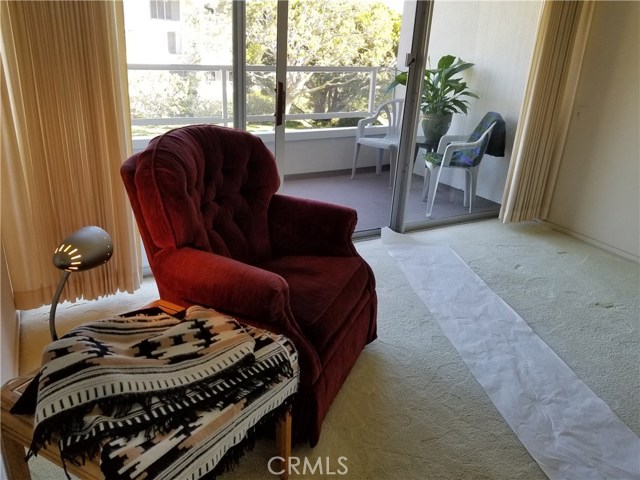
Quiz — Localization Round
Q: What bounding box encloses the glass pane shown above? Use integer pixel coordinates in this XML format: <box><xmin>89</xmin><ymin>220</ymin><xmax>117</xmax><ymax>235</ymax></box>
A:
<box><xmin>128</xmin><ymin>70</ymin><xmax>227</xmax><ymax>137</ymax></box>
<box><xmin>277</xmin><ymin>0</ymin><xmax>404</xmax><ymax>233</ymax></box>
<box><xmin>246</xmin><ymin>71</ymin><xmax>276</xmax><ymax>117</ymax></box>
<box><xmin>400</xmin><ymin>1</ymin><xmax>540</xmax><ymax>228</ymax></box>
<box><xmin>124</xmin><ymin>0</ymin><xmax>234</xmax><ymax>140</ymax></box>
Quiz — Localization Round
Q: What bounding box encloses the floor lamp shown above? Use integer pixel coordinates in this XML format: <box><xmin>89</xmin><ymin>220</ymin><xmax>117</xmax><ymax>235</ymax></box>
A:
<box><xmin>49</xmin><ymin>226</ymin><xmax>113</xmax><ymax>340</ymax></box>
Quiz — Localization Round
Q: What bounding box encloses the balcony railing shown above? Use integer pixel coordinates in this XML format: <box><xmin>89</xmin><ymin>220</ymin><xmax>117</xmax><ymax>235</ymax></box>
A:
<box><xmin>127</xmin><ymin>63</ymin><xmax>396</xmax><ymax>137</ymax></box>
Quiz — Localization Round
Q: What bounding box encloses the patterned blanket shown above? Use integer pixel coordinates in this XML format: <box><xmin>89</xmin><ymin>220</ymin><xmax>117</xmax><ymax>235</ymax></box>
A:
<box><xmin>27</xmin><ymin>305</ymin><xmax>299</xmax><ymax>480</ymax></box>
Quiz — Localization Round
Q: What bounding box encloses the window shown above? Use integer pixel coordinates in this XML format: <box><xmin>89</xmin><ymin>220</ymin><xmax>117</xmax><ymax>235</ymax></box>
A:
<box><xmin>167</xmin><ymin>32</ymin><xmax>182</xmax><ymax>54</ymax></box>
<box><xmin>150</xmin><ymin>0</ymin><xmax>180</xmax><ymax>21</ymax></box>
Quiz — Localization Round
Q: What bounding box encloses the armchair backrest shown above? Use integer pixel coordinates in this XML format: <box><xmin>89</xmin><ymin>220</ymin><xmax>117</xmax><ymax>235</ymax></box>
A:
<box><xmin>121</xmin><ymin>125</ymin><xmax>280</xmax><ymax>267</ymax></box>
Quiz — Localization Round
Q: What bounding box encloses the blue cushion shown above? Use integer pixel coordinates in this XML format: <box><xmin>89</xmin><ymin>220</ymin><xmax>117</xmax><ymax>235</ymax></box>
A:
<box><xmin>425</xmin><ymin>147</ymin><xmax>481</xmax><ymax>167</ymax></box>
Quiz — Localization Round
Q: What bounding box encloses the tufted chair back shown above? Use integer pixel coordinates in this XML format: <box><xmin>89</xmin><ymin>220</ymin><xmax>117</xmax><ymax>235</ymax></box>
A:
<box><xmin>123</xmin><ymin>125</ymin><xmax>280</xmax><ymax>268</ymax></box>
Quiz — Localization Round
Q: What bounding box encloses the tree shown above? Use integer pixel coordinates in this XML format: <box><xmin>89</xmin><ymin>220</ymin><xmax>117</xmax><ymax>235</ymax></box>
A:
<box><xmin>127</xmin><ymin>0</ymin><xmax>402</xmax><ymax>129</ymax></box>
<box><xmin>129</xmin><ymin>70</ymin><xmax>220</xmax><ymax>120</ymax></box>
<box><xmin>245</xmin><ymin>0</ymin><xmax>401</xmax><ymax>122</ymax></box>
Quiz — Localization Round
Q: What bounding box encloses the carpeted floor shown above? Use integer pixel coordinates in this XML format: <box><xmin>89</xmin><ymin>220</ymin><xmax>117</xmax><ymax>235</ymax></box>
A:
<box><xmin>17</xmin><ymin>220</ymin><xmax>639</xmax><ymax>479</ymax></box>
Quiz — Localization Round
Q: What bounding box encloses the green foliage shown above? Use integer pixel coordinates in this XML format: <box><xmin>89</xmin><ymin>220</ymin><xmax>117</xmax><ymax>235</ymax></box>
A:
<box><xmin>130</xmin><ymin>0</ymin><xmax>402</xmax><ymax>129</ymax></box>
<box><xmin>245</xmin><ymin>0</ymin><xmax>401</xmax><ymax>122</ymax></box>
<box><xmin>388</xmin><ymin>55</ymin><xmax>479</xmax><ymax>115</ymax></box>
<box><xmin>246</xmin><ymin>90</ymin><xmax>274</xmax><ymax>117</ymax></box>
<box><xmin>300</xmin><ymin>72</ymin><xmax>371</xmax><ymax>115</ymax></box>
<box><xmin>324</xmin><ymin>117</ymin><xmax>364</xmax><ymax>128</ymax></box>
<box><xmin>181</xmin><ymin>1</ymin><xmax>233</xmax><ymax>64</ymax></box>
<box><xmin>129</xmin><ymin>71</ymin><xmax>220</xmax><ymax>118</ymax></box>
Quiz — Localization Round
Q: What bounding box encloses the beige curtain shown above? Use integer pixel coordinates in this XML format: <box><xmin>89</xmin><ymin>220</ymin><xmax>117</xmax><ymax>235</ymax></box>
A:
<box><xmin>1</xmin><ymin>0</ymin><xmax>141</xmax><ymax>310</ymax></box>
<box><xmin>500</xmin><ymin>0</ymin><xmax>595</xmax><ymax>223</ymax></box>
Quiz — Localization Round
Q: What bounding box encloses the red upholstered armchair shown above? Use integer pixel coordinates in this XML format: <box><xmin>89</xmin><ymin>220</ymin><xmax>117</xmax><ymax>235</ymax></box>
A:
<box><xmin>121</xmin><ymin>125</ymin><xmax>377</xmax><ymax>446</ymax></box>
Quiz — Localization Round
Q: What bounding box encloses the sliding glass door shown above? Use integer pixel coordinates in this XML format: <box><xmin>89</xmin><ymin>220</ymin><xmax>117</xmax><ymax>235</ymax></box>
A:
<box><xmin>128</xmin><ymin>0</ymin><xmax>540</xmax><ymax>235</ymax></box>
<box><xmin>393</xmin><ymin>1</ymin><xmax>542</xmax><ymax>232</ymax></box>
<box><xmin>124</xmin><ymin>0</ymin><xmax>238</xmax><ymax>150</ymax></box>
<box><xmin>265</xmin><ymin>1</ymin><xmax>405</xmax><ymax>234</ymax></box>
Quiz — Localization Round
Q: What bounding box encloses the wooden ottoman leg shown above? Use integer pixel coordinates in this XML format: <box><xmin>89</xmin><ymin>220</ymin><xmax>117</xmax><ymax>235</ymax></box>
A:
<box><xmin>275</xmin><ymin>407</ymin><xmax>292</xmax><ymax>480</ymax></box>
<box><xmin>1</xmin><ymin>436</ymin><xmax>31</xmax><ymax>480</ymax></box>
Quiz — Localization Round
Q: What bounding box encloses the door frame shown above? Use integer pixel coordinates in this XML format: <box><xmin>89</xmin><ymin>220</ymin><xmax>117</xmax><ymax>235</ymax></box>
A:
<box><xmin>274</xmin><ymin>0</ymin><xmax>289</xmax><ymax>185</ymax></box>
<box><xmin>232</xmin><ymin>1</ymin><xmax>246</xmax><ymax>130</ymax></box>
<box><xmin>389</xmin><ymin>0</ymin><xmax>434</xmax><ymax>233</ymax></box>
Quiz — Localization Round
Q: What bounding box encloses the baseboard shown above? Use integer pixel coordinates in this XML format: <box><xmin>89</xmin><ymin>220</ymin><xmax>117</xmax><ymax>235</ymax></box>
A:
<box><xmin>538</xmin><ymin>220</ymin><xmax>639</xmax><ymax>263</ymax></box>
<box><xmin>283</xmin><ymin>165</ymin><xmax>388</xmax><ymax>181</ymax></box>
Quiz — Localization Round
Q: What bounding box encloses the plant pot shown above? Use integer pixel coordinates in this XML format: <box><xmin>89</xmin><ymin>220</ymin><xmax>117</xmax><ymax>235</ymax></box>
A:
<box><xmin>421</xmin><ymin>113</ymin><xmax>453</xmax><ymax>146</ymax></box>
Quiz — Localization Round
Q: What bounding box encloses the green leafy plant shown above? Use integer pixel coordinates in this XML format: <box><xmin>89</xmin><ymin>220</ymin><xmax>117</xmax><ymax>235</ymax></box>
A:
<box><xmin>388</xmin><ymin>54</ymin><xmax>478</xmax><ymax>115</ymax></box>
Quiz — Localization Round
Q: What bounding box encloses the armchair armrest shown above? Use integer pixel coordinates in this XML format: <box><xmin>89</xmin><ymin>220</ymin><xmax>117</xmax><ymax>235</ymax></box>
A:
<box><xmin>155</xmin><ymin>247</ymin><xmax>290</xmax><ymax>320</ymax></box>
<box><xmin>269</xmin><ymin>194</ymin><xmax>358</xmax><ymax>258</ymax></box>
<box><xmin>154</xmin><ymin>247</ymin><xmax>322</xmax><ymax>382</ymax></box>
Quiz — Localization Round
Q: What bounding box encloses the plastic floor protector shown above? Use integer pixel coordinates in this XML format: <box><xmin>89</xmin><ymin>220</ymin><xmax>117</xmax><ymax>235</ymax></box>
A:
<box><xmin>381</xmin><ymin>228</ymin><xmax>640</xmax><ymax>480</ymax></box>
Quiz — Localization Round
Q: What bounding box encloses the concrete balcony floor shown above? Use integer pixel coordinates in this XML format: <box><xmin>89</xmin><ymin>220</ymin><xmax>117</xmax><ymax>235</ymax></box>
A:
<box><xmin>281</xmin><ymin>167</ymin><xmax>501</xmax><ymax>232</ymax></box>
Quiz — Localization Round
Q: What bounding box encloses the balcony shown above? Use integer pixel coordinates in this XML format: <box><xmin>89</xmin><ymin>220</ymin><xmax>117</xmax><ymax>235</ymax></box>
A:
<box><xmin>283</xmin><ymin>167</ymin><xmax>500</xmax><ymax>232</ymax></box>
<box><xmin>129</xmin><ymin>63</ymin><xmax>501</xmax><ymax>232</ymax></box>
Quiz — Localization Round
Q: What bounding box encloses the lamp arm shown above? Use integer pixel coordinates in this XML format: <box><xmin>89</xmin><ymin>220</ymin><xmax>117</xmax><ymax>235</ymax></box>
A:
<box><xmin>49</xmin><ymin>270</ymin><xmax>70</xmax><ymax>341</ymax></box>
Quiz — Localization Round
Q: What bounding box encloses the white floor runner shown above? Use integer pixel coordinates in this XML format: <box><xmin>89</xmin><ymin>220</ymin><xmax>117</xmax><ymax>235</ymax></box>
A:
<box><xmin>382</xmin><ymin>228</ymin><xmax>639</xmax><ymax>480</ymax></box>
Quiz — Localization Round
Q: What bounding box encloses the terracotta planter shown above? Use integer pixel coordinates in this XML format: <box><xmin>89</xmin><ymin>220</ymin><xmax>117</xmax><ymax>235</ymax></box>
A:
<box><xmin>421</xmin><ymin>113</ymin><xmax>453</xmax><ymax>146</ymax></box>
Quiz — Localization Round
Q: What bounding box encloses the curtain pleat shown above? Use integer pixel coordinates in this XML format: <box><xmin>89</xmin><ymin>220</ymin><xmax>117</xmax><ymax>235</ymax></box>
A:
<box><xmin>1</xmin><ymin>1</ymin><xmax>141</xmax><ymax>310</ymax></box>
<box><xmin>500</xmin><ymin>0</ymin><xmax>594</xmax><ymax>223</ymax></box>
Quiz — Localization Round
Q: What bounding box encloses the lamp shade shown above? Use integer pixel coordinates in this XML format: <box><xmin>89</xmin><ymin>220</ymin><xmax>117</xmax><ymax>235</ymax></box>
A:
<box><xmin>52</xmin><ymin>226</ymin><xmax>113</xmax><ymax>272</ymax></box>
<box><xmin>49</xmin><ymin>226</ymin><xmax>113</xmax><ymax>340</ymax></box>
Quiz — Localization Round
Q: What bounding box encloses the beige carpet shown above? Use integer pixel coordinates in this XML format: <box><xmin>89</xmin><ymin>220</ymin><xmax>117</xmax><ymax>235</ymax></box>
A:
<box><xmin>17</xmin><ymin>220</ymin><xmax>639</xmax><ymax>479</ymax></box>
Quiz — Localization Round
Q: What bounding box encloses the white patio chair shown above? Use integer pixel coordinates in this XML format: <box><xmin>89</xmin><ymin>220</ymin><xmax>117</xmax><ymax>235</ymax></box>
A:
<box><xmin>351</xmin><ymin>99</ymin><xmax>404</xmax><ymax>185</ymax></box>
<box><xmin>422</xmin><ymin>112</ymin><xmax>504</xmax><ymax>217</ymax></box>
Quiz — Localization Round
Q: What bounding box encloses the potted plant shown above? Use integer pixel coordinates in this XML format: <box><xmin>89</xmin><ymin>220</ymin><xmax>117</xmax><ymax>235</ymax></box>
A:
<box><xmin>388</xmin><ymin>54</ymin><xmax>478</xmax><ymax>145</ymax></box>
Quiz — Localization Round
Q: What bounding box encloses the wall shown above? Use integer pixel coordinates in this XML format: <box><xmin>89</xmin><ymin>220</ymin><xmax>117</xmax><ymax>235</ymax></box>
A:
<box><xmin>1</xmin><ymin>245</ymin><xmax>19</xmax><ymax>383</ymax></box>
<box><xmin>546</xmin><ymin>1</ymin><xmax>639</xmax><ymax>260</ymax></box>
<box><xmin>399</xmin><ymin>1</ymin><xmax>542</xmax><ymax>203</ymax></box>
<box><xmin>255</xmin><ymin>127</ymin><xmax>384</xmax><ymax>176</ymax></box>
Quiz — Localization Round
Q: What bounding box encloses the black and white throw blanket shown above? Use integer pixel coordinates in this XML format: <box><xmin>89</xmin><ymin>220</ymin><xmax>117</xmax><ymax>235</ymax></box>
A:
<box><xmin>27</xmin><ymin>305</ymin><xmax>299</xmax><ymax>480</ymax></box>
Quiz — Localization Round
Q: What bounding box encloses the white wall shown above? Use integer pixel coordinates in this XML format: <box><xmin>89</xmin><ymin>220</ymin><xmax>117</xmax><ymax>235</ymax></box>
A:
<box><xmin>1</xmin><ymin>245</ymin><xmax>19</xmax><ymax>384</ymax></box>
<box><xmin>251</xmin><ymin>127</ymin><xmax>385</xmax><ymax>176</ymax></box>
<box><xmin>546</xmin><ymin>2</ymin><xmax>639</xmax><ymax>260</ymax></box>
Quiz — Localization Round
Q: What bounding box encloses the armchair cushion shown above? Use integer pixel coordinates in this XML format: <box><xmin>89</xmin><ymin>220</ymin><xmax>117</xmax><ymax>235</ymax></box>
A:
<box><xmin>257</xmin><ymin>255</ymin><xmax>370</xmax><ymax>352</ymax></box>
<box><xmin>152</xmin><ymin>247</ymin><xmax>323</xmax><ymax>384</ymax></box>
